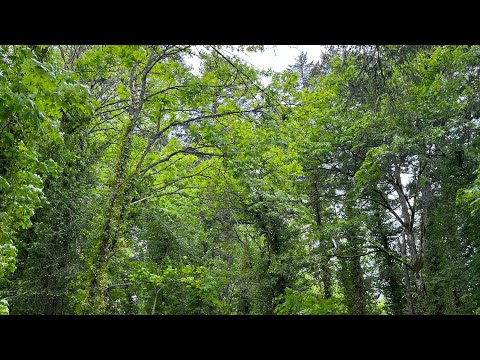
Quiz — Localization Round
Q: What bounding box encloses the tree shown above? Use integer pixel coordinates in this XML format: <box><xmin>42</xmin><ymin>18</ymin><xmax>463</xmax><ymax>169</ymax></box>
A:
<box><xmin>0</xmin><ymin>45</ymin><xmax>91</xmax><ymax>314</ymax></box>
<box><xmin>2</xmin><ymin>44</ymin><xmax>480</xmax><ymax>315</ymax></box>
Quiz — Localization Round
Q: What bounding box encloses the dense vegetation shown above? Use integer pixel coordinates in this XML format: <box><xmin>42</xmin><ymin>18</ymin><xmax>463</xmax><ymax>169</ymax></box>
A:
<box><xmin>1</xmin><ymin>45</ymin><xmax>479</xmax><ymax>315</ymax></box>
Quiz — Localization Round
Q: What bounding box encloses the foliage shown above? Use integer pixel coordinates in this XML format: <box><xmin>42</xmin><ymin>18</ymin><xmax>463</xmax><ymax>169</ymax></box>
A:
<box><xmin>275</xmin><ymin>287</ymin><xmax>346</xmax><ymax>315</ymax></box>
<box><xmin>1</xmin><ymin>45</ymin><xmax>479</xmax><ymax>315</ymax></box>
<box><xmin>0</xmin><ymin>45</ymin><xmax>91</xmax><ymax>313</ymax></box>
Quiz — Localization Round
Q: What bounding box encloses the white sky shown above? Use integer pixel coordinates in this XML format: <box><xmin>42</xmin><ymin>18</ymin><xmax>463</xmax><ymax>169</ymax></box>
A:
<box><xmin>239</xmin><ymin>45</ymin><xmax>325</xmax><ymax>72</ymax></box>
<box><xmin>185</xmin><ymin>45</ymin><xmax>325</xmax><ymax>75</ymax></box>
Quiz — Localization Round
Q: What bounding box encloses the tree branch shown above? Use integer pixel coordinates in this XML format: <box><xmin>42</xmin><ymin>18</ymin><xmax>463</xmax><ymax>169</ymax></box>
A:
<box><xmin>156</xmin><ymin>107</ymin><xmax>264</xmax><ymax>138</ymax></box>
<box><xmin>329</xmin><ymin>249</ymin><xmax>382</xmax><ymax>258</ymax></box>
<box><xmin>369</xmin><ymin>189</ymin><xmax>406</xmax><ymax>228</ymax></box>
<box><xmin>131</xmin><ymin>189</ymin><xmax>198</xmax><ymax>205</ymax></box>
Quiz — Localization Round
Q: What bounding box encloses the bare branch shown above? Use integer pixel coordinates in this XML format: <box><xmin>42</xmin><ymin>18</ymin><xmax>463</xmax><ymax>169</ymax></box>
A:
<box><xmin>131</xmin><ymin>189</ymin><xmax>198</xmax><ymax>205</ymax></box>
<box><xmin>139</xmin><ymin>146</ymin><xmax>223</xmax><ymax>177</ymax></box>
<box><xmin>369</xmin><ymin>189</ymin><xmax>406</xmax><ymax>227</ymax></box>
<box><xmin>329</xmin><ymin>249</ymin><xmax>382</xmax><ymax>258</ymax></box>
<box><xmin>156</xmin><ymin>107</ymin><xmax>264</xmax><ymax>138</ymax></box>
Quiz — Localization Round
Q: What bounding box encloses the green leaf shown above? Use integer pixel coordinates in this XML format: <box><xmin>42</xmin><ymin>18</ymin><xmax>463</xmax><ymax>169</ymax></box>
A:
<box><xmin>0</xmin><ymin>176</ymin><xmax>10</xmax><ymax>191</ymax></box>
<box><xmin>0</xmin><ymin>299</ymin><xmax>9</xmax><ymax>315</ymax></box>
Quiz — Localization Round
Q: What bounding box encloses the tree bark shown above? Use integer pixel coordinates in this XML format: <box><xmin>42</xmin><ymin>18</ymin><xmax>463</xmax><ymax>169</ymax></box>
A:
<box><xmin>352</xmin><ymin>251</ymin><xmax>366</xmax><ymax>315</ymax></box>
<box><xmin>393</xmin><ymin>163</ymin><xmax>426</xmax><ymax>297</ymax></box>
<box><xmin>309</xmin><ymin>174</ymin><xmax>334</xmax><ymax>299</ymax></box>
<box><xmin>341</xmin><ymin>202</ymin><xmax>367</xmax><ymax>314</ymax></box>
<box><xmin>378</xmin><ymin>228</ymin><xmax>405</xmax><ymax>314</ymax></box>
<box><xmin>399</xmin><ymin>234</ymin><xmax>415</xmax><ymax>314</ymax></box>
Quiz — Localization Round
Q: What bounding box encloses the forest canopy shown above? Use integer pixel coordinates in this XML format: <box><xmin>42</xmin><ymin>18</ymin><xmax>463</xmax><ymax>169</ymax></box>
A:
<box><xmin>1</xmin><ymin>45</ymin><xmax>479</xmax><ymax>315</ymax></box>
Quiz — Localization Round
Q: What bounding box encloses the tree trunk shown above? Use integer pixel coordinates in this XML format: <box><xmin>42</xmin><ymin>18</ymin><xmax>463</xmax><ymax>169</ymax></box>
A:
<box><xmin>393</xmin><ymin>164</ymin><xmax>426</xmax><ymax>298</ymax></box>
<box><xmin>399</xmin><ymin>234</ymin><xmax>415</xmax><ymax>314</ymax></box>
<box><xmin>340</xmin><ymin>202</ymin><xmax>367</xmax><ymax>314</ymax></box>
<box><xmin>309</xmin><ymin>175</ymin><xmax>333</xmax><ymax>299</ymax></box>
<box><xmin>352</xmin><ymin>252</ymin><xmax>366</xmax><ymax>315</ymax></box>
<box><xmin>82</xmin><ymin>118</ymin><xmax>135</xmax><ymax>313</ymax></box>
<box><xmin>320</xmin><ymin>260</ymin><xmax>333</xmax><ymax>299</ymax></box>
<box><xmin>378</xmin><ymin>231</ymin><xmax>405</xmax><ymax>314</ymax></box>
